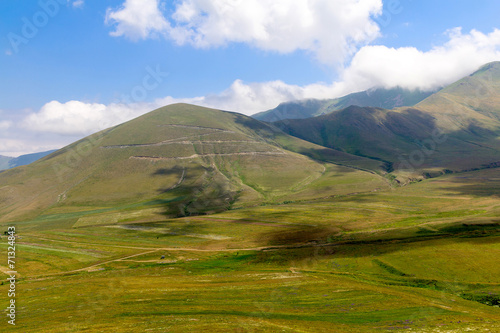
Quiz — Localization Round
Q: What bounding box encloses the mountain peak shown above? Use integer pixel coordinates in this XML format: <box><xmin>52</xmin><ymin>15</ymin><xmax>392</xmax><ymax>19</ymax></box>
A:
<box><xmin>469</xmin><ymin>61</ymin><xmax>500</xmax><ymax>77</ymax></box>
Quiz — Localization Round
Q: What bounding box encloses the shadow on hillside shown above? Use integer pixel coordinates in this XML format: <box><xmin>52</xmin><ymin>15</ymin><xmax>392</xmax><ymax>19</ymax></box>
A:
<box><xmin>142</xmin><ymin>219</ymin><xmax>209</xmax><ymax>240</ymax></box>
<box><xmin>292</xmin><ymin>148</ymin><xmax>363</xmax><ymax>173</ymax></box>
<box><xmin>273</xmin><ymin>105</ymin><xmax>500</xmax><ymax>178</ymax></box>
<box><xmin>261</xmin><ymin>225</ymin><xmax>341</xmax><ymax>246</ymax></box>
<box><xmin>233</xmin><ymin>113</ymin><xmax>278</xmax><ymax>133</ymax></box>
<box><xmin>152</xmin><ymin>166</ymin><xmax>184</xmax><ymax>176</ymax></box>
<box><xmin>152</xmin><ymin>165</ymin><xmax>238</xmax><ymax>218</ymax></box>
<box><xmin>254</xmin><ymin>220</ymin><xmax>500</xmax><ymax>264</ymax></box>
<box><xmin>428</xmin><ymin>170</ymin><xmax>500</xmax><ymax>198</ymax></box>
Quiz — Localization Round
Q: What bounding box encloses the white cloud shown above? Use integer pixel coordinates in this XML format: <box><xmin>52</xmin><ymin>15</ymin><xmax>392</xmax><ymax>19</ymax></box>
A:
<box><xmin>157</xmin><ymin>27</ymin><xmax>500</xmax><ymax>113</ymax></box>
<box><xmin>105</xmin><ymin>0</ymin><xmax>169</xmax><ymax>41</ymax></box>
<box><xmin>106</xmin><ymin>0</ymin><xmax>383</xmax><ymax>64</ymax></box>
<box><xmin>22</xmin><ymin>101</ymin><xmax>150</xmax><ymax>135</ymax></box>
<box><xmin>0</xmin><ymin>135</ymin><xmax>71</xmax><ymax>158</ymax></box>
<box><xmin>0</xmin><ymin>120</ymin><xmax>12</xmax><ymax>130</ymax></box>
<box><xmin>0</xmin><ymin>139</ymin><xmax>29</xmax><ymax>157</ymax></box>
<box><xmin>155</xmin><ymin>79</ymin><xmax>340</xmax><ymax>114</ymax></box>
<box><xmin>72</xmin><ymin>0</ymin><xmax>84</xmax><ymax>8</ymax></box>
<box><xmin>340</xmin><ymin>28</ymin><xmax>500</xmax><ymax>91</ymax></box>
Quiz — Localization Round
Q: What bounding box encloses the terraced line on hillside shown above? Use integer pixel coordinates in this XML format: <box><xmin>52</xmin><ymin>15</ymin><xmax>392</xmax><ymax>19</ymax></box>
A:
<box><xmin>101</xmin><ymin>139</ymin><xmax>263</xmax><ymax>149</ymax></box>
<box><xmin>130</xmin><ymin>151</ymin><xmax>286</xmax><ymax>161</ymax></box>
<box><xmin>157</xmin><ymin>124</ymin><xmax>234</xmax><ymax>132</ymax></box>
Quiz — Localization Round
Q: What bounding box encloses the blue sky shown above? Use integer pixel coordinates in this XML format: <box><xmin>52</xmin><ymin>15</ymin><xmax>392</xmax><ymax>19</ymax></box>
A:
<box><xmin>1</xmin><ymin>0</ymin><xmax>500</xmax><ymax>156</ymax></box>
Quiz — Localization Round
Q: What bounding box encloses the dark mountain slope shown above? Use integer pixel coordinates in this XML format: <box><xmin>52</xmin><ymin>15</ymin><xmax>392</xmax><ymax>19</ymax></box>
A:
<box><xmin>275</xmin><ymin>62</ymin><xmax>500</xmax><ymax>180</ymax></box>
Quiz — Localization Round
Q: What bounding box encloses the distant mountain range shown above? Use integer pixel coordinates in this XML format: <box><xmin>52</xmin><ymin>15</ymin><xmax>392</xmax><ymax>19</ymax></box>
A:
<box><xmin>252</xmin><ymin>87</ymin><xmax>435</xmax><ymax>122</ymax></box>
<box><xmin>0</xmin><ymin>150</ymin><xmax>57</xmax><ymax>171</ymax></box>
<box><xmin>274</xmin><ymin>62</ymin><xmax>500</xmax><ymax>179</ymax></box>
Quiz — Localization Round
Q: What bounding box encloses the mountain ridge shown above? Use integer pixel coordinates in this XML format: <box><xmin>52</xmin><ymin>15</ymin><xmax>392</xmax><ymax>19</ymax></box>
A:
<box><xmin>274</xmin><ymin>62</ymin><xmax>500</xmax><ymax>180</ymax></box>
<box><xmin>252</xmin><ymin>87</ymin><xmax>435</xmax><ymax>122</ymax></box>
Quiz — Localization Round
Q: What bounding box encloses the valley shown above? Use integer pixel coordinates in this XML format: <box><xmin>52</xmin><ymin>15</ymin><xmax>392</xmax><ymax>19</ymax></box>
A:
<box><xmin>1</xmin><ymin>167</ymin><xmax>500</xmax><ymax>332</ymax></box>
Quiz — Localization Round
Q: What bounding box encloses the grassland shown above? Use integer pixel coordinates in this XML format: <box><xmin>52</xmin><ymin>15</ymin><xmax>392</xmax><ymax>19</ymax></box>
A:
<box><xmin>1</xmin><ymin>168</ymin><xmax>500</xmax><ymax>332</ymax></box>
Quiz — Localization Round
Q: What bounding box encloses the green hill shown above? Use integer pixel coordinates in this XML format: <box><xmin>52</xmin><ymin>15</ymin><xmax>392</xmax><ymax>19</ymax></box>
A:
<box><xmin>274</xmin><ymin>62</ymin><xmax>500</xmax><ymax>181</ymax></box>
<box><xmin>0</xmin><ymin>103</ymin><xmax>387</xmax><ymax>224</ymax></box>
<box><xmin>252</xmin><ymin>87</ymin><xmax>433</xmax><ymax>122</ymax></box>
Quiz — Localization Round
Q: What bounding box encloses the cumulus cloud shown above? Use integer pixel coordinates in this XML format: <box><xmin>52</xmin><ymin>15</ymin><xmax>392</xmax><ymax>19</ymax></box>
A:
<box><xmin>22</xmin><ymin>100</ymin><xmax>152</xmax><ymax>136</ymax></box>
<box><xmin>0</xmin><ymin>113</ymin><xmax>66</xmax><ymax>157</ymax></box>
<box><xmin>105</xmin><ymin>0</ymin><xmax>169</xmax><ymax>40</ymax></box>
<box><xmin>106</xmin><ymin>0</ymin><xmax>382</xmax><ymax>64</ymax></box>
<box><xmin>341</xmin><ymin>28</ymin><xmax>500</xmax><ymax>91</ymax></box>
<box><xmin>147</xmin><ymin>28</ymin><xmax>500</xmax><ymax>113</ymax></box>
<box><xmin>169</xmin><ymin>0</ymin><xmax>382</xmax><ymax>64</ymax></box>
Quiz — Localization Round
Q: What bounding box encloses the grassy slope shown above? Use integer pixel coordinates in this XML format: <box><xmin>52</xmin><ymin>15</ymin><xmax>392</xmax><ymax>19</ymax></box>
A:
<box><xmin>1</xmin><ymin>168</ymin><xmax>499</xmax><ymax>332</ymax></box>
<box><xmin>417</xmin><ymin>61</ymin><xmax>500</xmax><ymax>126</ymax></box>
<box><xmin>0</xmin><ymin>103</ymin><xmax>387</xmax><ymax>224</ymax></box>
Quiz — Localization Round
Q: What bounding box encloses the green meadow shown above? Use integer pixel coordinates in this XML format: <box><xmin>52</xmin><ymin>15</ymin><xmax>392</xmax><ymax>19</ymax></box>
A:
<box><xmin>2</xmin><ymin>169</ymin><xmax>500</xmax><ymax>332</ymax></box>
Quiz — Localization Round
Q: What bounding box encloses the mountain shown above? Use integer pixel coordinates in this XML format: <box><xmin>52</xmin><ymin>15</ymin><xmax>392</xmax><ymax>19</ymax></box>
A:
<box><xmin>0</xmin><ymin>150</ymin><xmax>57</xmax><ymax>171</ymax></box>
<box><xmin>0</xmin><ymin>155</ymin><xmax>12</xmax><ymax>170</ymax></box>
<box><xmin>0</xmin><ymin>103</ymin><xmax>388</xmax><ymax>224</ymax></box>
<box><xmin>252</xmin><ymin>87</ymin><xmax>434</xmax><ymax>122</ymax></box>
<box><xmin>274</xmin><ymin>62</ymin><xmax>500</xmax><ymax>180</ymax></box>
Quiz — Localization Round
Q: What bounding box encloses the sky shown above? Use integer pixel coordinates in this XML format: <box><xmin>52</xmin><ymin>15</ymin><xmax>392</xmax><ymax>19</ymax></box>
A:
<box><xmin>1</xmin><ymin>0</ymin><xmax>500</xmax><ymax>157</ymax></box>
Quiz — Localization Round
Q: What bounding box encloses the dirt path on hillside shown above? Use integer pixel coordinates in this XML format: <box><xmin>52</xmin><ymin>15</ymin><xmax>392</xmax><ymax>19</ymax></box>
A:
<box><xmin>28</xmin><ymin>249</ymin><xmax>159</xmax><ymax>279</ymax></box>
<box><xmin>25</xmin><ymin>235</ymin><xmax>283</xmax><ymax>252</ymax></box>
<box><xmin>130</xmin><ymin>151</ymin><xmax>286</xmax><ymax>161</ymax></box>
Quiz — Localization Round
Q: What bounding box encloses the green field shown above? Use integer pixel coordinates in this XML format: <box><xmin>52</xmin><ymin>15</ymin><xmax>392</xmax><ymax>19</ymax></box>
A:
<box><xmin>2</xmin><ymin>168</ymin><xmax>500</xmax><ymax>332</ymax></box>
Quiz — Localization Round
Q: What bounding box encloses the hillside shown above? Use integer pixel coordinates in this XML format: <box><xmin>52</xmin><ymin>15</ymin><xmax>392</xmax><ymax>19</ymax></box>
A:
<box><xmin>0</xmin><ymin>103</ymin><xmax>387</xmax><ymax>224</ymax></box>
<box><xmin>274</xmin><ymin>62</ymin><xmax>500</xmax><ymax>180</ymax></box>
<box><xmin>416</xmin><ymin>61</ymin><xmax>500</xmax><ymax>128</ymax></box>
<box><xmin>252</xmin><ymin>87</ymin><xmax>433</xmax><ymax>122</ymax></box>
<box><xmin>0</xmin><ymin>149</ymin><xmax>57</xmax><ymax>171</ymax></box>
